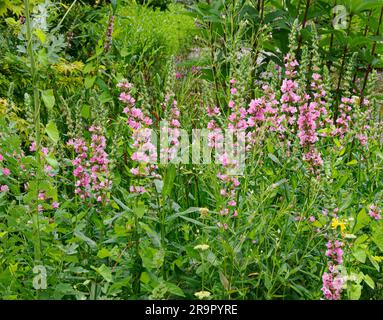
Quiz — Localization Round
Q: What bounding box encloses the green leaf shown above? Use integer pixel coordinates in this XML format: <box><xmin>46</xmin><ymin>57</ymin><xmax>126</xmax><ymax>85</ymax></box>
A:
<box><xmin>83</xmin><ymin>63</ymin><xmax>95</xmax><ymax>74</ymax></box>
<box><xmin>372</xmin><ymin>225</ymin><xmax>383</xmax><ymax>252</ymax></box>
<box><xmin>346</xmin><ymin>159</ymin><xmax>358</xmax><ymax>166</ymax></box>
<box><xmin>74</xmin><ymin>230</ymin><xmax>97</xmax><ymax>249</ymax></box>
<box><xmin>84</xmin><ymin>76</ymin><xmax>96</xmax><ymax>89</ymax></box>
<box><xmin>97</xmin><ymin>248</ymin><xmax>111</xmax><ymax>259</ymax></box>
<box><xmin>162</xmin><ymin>164</ymin><xmax>176</xmax><ymax>198</ymax></box>
<box><xmin>353</xmin><ymin>208</ymin><xmax>369</xmax><ymax>233</ymax></box>
<box><xmin>349</xmin><ymin>283</ymin><xmax>362</xmax><ymax>300</ymax></box>
<box><xmin>133</xmin><ymin>202</ymin><xmax>146</xmax><ymax>219</ymax></box>
<box><xmin>92</xmin><ymin>264</ymin><xmax>113</xmax><ymax>282</ymax></box>
<box><xmin>368</xmin><ymin>255</ymin><xmax>380</xmax><ymax>272</ymax></box>
<box><xmin>34</xmin><ymin>29</ymin><xmax>46</xmax><ymax>44</ymax></box>
<box><xmin>219</xmin><ymin>272</ymin><xmax>230</xmax><ymax>291</ymax></box>
<box><xmin>165</xmin><ymin>282</ymin><xmax>185</xmax><ymax>297</ymax></box>
<box><xmin>45</xmin><ymin>154</ymin><xmax>59</xmax><ymax>169</ymax></box>
<box><xmin>352</xmin><ymin>246</ymin><xmax>367</xmax><ymax>263</ymax></box>
<box><xmin>268</xmin><ymin>153</ymin><xmax>281</xmax><ymax>165</ymax></box>
<box><xmin>41</xmin><ymin>89</ymin><xmax>55</xmax><ymax>109</ymax></box>
<box><xmin>45</xmin><ymin>121</ymin><xmax>59</xmax><ymax>144</ymax></box>
<box><xmin>53</xmin><ymin>283</ymin><xmax>75</xmax><ymax>299</ymax></box>
<box><xmin>364</xmin><ymin>274</ymin><xmax>375</xmax><ymax>289</ymax></box>
<box><xmin>166</xmin><ymin>207</ymin><xmax>201</xmax><ymax>222</ymax></box>
<box><xmin>81</xmin><ymin>104</ymin><xmax>91</xmax><ymax>119</ymax></box>
<box><xmin>154</xmin><ymin>179</ymin><xmax>163</xmax><ymax>193</ymax></box>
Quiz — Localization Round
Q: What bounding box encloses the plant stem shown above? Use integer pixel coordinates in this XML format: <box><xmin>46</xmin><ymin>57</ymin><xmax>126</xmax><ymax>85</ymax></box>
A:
<box><xmin>24</xmin><ymin>0</ymin><xmax>42</xmax><ymax>264</ymax></box>
<box><xmin>328</xmin><ymin>0</ymin><xmax>337</xmax><ymax>70</ymax></box>
<box><xmin>352</xmin><ymin>10</ymin><xmax>373</xmax><ymax>87</ymax></box>
<box><xmin>361</xmin><ymin>6</ymin><xmax>383</xmax><ymax>100</ymax></box>
<box><xmin>334</xmin><ymin>13</ymin><xmax>353</xmax><ymax>120</ymax></box>
<box><xmin>297</xmin><ymin>0</ymin><xmax>311</xmax><ymax>54</ymax></box>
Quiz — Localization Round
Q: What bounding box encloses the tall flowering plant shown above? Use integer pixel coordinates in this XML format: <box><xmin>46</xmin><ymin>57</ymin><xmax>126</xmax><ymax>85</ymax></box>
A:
<box><xmin>67</xmin><ymin>125</ymin><xmax>112</xmax><ymax>202</ymax></box>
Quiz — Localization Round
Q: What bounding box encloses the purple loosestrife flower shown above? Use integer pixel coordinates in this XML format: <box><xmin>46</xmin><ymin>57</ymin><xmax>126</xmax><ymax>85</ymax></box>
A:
<box><xmin>67</xmin><ymin>126</ymin><xmax>111</xmax><ymax>202</ymax></box>
<box><xmin>369</xmin><ymin>205</ymin><xmax>381</xmax><ymax>220</ymax></box>
<box><xmin>322</xmin><ymin>239</ymin><xmax>345</xmax><ymax>300</ymax></box>
<box><xmin>118</xmin><ymin>80</ymin><xmax>159</xmax><ymax>194</ymax></box>
<box><xmin>104</xmin><ymin>15</ymin><xmax>115</xmax><ymax>52</ymax></box>
<box><xmin>279</xmin><ymin>54</ymin><xmax>301</xmax><ymax>130</ymax></box>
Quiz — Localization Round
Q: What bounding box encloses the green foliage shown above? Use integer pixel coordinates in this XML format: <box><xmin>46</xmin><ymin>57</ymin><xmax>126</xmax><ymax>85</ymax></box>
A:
<box><xmin>1</xmin><ymin>0</ymin><xmax>383</xmax><ymax>302</ymax></box>
<box><xmin>114</xmin><ymin>2</ymin><xmax>197</xmax><ymax>76</ymax></box>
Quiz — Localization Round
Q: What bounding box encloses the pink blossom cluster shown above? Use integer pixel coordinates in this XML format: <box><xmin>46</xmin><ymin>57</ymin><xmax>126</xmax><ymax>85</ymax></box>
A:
<box><xmin>332</xmin><ymin>97</ymin><xmax>353</xmax><ymax>138</ymax></box>
<box><xmin>297</xmin><ymin>73</ymin><xmax>329</xmax><ymax>168</ymax></box>
<box><xmin>322</xmin><ymin>240</ymin><xmax>344</xmax><ymax>300</ymax></box>
<box><xmin>29</xmin><ymin>142</ymin><xmax>57</xmax><ymax>177</ymax></box>
<box><xmin>1</xmin><ymin>151</ymin><xmax>11</xmax><ymax>180</ymax></box>
<box><xmin>35</xmin><ymin>190</ymin><xmax>60</xmax><ymax>212</ymax></box>
<box><xmin>227</xmin><ymin>79</ymin><xmax>248</xmax><ymax>131</ymax></box>
<box><xmin>0</xmin><ymin>152</ymin><xmax>13</xmax><ymax>193</ymax></box>
<box><xmin>207</xmin><ymin>106</ymin><xmax>224</xmax><ymax>149</ymax></box>
<box><xmin>161</xmin><ymin>95</ymin><xmax>181</xmax><ymax>162</ymax></box>
<box><xmin>246</xmin><ymin>85</ymin><xmax>280</xmax><ymax>146</ymax></box>
<box><xmin>280</xmin><ymin>54</ymin><xmax>301</xmax><ymax>129</ymax></box>
<box><xmin>104</xmin><ymin>15</ymin><xmax>115</xmax><ymax>52</ymax></box>
<box><xmin>354</xmin><ymin>99</ymin><xmax>371</xmax><ymax>146</ymax></box>
<box><xmin>214</xmin><ymin>79</ymin><xmax>243</xmax><ymax>224</ymax></box>
<box><xmin>368</xmin><ymin>204</ymin><xmax>381</xmax><ymax>220</ymax></box>
<box><xmin>67</xmin><ymin>125</ymin><xmax>111</xmax><ymax>202</ymax></box>
<box><xmin>322</xmin><ymin>270</ymin><xmax>344</xmax><ymax>300</ymax></box>
<box><xmin>217</xmin><ymin>165</ymin><xmax>240</xmax><ymax>218</ymax></box>
<box><xmin>118</xmin><ymin>80</ymin><xmax>158</xmax><ymax>193</ymax></box>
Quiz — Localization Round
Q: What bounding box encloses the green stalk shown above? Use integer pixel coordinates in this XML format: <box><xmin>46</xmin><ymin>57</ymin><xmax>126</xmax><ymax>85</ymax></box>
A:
<box><xmin>328</xmin><ymin>0</ymin><xmax>337</xmax><ymax>70</ymax></box>
<box><xmin>334</xmin><ymin>13</ymin><xmax>353</xmax><ymax>120</ymax></box>
<box><xmin>361</xmin><ymin>6</ymin><xmax>383</xmax><ymax>100</ymax></box>
<box><xmin>24</xmin><ymin>0</ymin><xmax>42</xmax><ymax>264</ymax></box>
<box><xmin>297</xmin><ymin>0</ymin><xmax>311</xmax><ymax>54</ymax></box>
<box><xmin>209</xmin><ymin>22</ymin><xmax>221</xmax><ymax>109</ymax></box>
<box><xmin>352</xmin><ymin>10</ymin><xmax>373</xmax><ymax>87</ymax></box>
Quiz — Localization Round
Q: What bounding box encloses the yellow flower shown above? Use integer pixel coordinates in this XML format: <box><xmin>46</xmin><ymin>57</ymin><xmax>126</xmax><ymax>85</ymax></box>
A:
<box><xmin>194</xmin><ymin>291</ymin><xmax>211</xmax><ymax>299</ymax></box>
<box><xmin>194</xmin><ymin>244</ymin><xmax>209</xmax><ymax>251</ymax></box>
<box><xmin>331</xmin><ymin>218</ymin><xmax>346</xmax><ymax>234</ymax></box>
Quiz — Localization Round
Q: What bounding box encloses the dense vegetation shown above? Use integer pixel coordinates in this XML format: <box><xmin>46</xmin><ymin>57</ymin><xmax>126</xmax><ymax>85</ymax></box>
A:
<box><xmin>1</xmin><ymin>0</ymin><xmax>383</xmax><ymax>300</ymax></box>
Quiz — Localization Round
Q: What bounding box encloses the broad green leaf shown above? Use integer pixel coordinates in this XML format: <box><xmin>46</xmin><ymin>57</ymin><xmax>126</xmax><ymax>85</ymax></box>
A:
<box><xmin>268</xmin><ymin>153</ymin><xmax>281</xmax><ymax>165</ymax></box>
<box><xmin>162</xmin><ymin>164</ymin><xmax>176</xmax><ymax>198</ymax></box>
<box><xmin>45</xmin><ymin>121</ymin><xmax>59</xmax><ymax>144</ymax></box>
<box><xmin>346</xmin><ymin>159</ymin><xmax>358</xmax><ymax>166</ymax></box>
<box><xmin>84</xmin><ymin>76</ymin><xmax>96</xmax><ymax>89</ymax></box>
<box><xmin>97</xmin><ymin>248</ymin><xmax>111</xmax><ymax>259</ymax></box>
<box><xmin>372</xmin><ymin>225</ymin><xmax>383</xmax><ymax>252</ymax></box>
<box><xmin>353</xmin><ymin>208</ymin><xmax>369</xmax><ymax>233</ymax></box>
<box><xmin>92</xmin><ymin>264</ymin><xmax>113</xmax><ymax>282</ymax></box>
<box><xmin>45</xmin><ymin>154</ymin><xmax>59</xmax><ymax>169</ymax></box>
<box><xmin>74</xmin><ymin>230</ymin><xmax>97</xmax><ymax>249</ymax></box>
<box><xmin>364</xmin><ymin>274</ymin><xmax>375</xmax><ymax>289</ymax></box>
<box><xmin>165</xmin><ymin>282</ymin><xmax>185</xmax><ymax>297</ymax></box>
<box><xmin>34</xmin><ymin>29</ymin><xmax>46</xmax><ymax>44</ymax></box>
<box><xmin>352</xmin><ymin>246</ymin><xmax>367</xmax><ymax>263</ymax></box>
<box><xmin>368</xmin><ymin>255</ymin><xmax>380</xmax><ymax>272</ymax></box>
<box><xmin>133</xmin><ymin>202</ymin><xmax>146</xmax><ymax>218</ymax></box>
<box><xmin>219</xmin><ymin>272</ymin><xmax>230</xmax><ymax>290</ymax></box>
<box><xmin>349</xmin><ymin>283</ymin><xmax>362</xmax><ymax>300</ymax></box>
<box><xmin>41</xmin><ymin>89</ymin><xmax>55</xmax><ymax>109</ymax></box>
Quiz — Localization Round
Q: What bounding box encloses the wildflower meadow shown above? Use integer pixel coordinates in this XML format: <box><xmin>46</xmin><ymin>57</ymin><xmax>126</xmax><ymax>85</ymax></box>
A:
<box><xmin>1</xmin><ymin>0</ymin><xmax>383</xmax><ymax>302</ymax></box>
